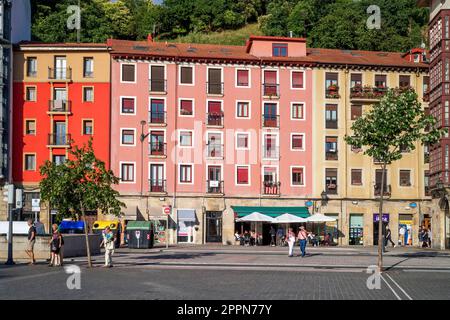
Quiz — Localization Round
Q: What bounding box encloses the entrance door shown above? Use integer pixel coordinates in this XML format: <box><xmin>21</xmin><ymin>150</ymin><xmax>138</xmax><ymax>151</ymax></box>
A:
<box><xmin>55</xmin><ymin>57</ymin><xmax>67</xmax><ymax>79</ymax></box>
<box><xmin>373</xmin><ymin>214</ymin><xmax>389</xmax><ymax>246</ymax></box>
<box><xmin>207</xmin><ymin>166</ymin><xmax>221</xmax><ymax>193</ymax></box>
<box><xmin>206</xmin><ymin>211</ymin><xmax>222</xmax><ymax>243</ymax></box>
<box><xmin>150</xmin><ymin>164</ymin><xmax>164</xmax><ymax>192</ymax></box>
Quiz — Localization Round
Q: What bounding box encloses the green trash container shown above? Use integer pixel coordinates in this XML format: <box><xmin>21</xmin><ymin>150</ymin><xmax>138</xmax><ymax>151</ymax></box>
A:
<box><xmin>127</xmin><ymin>221</ymin><xmax>154</xmax><ymax>249</ymax></box>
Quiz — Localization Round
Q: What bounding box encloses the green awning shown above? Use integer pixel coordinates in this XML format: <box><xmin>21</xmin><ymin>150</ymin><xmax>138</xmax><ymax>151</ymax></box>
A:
<box><xmin>232</xmin><ymin>206</ymin><xmax>310</xmax><ymax>218</ymax></box>
<box><xmin>126</xmin><ymin>221</ymin><xmax>152</xmax><ymax>230</ymax></box>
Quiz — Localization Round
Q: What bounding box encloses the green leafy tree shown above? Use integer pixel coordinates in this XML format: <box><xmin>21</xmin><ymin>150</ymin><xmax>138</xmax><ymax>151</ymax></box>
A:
<box><xmin>344</xmin><ymin>89</ymin><xmax>446</xmax><ymax>271</ymax></box>
<box><xmin>39</xmin><ymin>139</ymin><xmax>125</xmax><ymax>267</ymax></box>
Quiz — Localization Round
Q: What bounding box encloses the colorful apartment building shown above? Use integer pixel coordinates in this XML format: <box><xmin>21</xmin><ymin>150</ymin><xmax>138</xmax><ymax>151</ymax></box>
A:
<box><xmin>10</xmin><ymin>43</ymin><xmax>111</xmax><ymax>228</ymax></box>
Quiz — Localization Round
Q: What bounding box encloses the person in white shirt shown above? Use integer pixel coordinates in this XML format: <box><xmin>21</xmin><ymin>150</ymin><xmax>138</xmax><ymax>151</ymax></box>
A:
<box><xmin>399</xmin><ymin>226</ymin><xmax>406</xmax><ymax>246</ymax></box>
<box><xmin>287</xmin><ymin>228</ymin><xmax>296</xmax><ymax>257</ymax></box>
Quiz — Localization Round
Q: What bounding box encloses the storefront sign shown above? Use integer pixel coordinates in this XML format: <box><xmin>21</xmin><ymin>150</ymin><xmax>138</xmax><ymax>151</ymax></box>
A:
<box><xmin>305</xmin><ymin>201</ymin><xmax>313</xmax><ymax>207</ymax></box>
<box><xmin>32</xmin><ymin>199</ymin><xmax>40</xmax><ymax>212</ymax></box>
<box><xmin>409</xmin><ymin>202</ymin><xmax>417</xmax><ymax>209</ymax></box>
<box><xmin>209</xmin><ymin>180</ymin><xmax>219</xmax><ymax>188</ymax></box>
<box><xmin>373</xmin><ymin>214</ymin><xmax>389</xmax><ymax>223</ymax></box>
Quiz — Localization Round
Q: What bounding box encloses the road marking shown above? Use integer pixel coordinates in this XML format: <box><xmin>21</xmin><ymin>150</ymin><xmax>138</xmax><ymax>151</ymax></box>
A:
<box><xmin>385</xmin><ymin>273</ymin><xmax>413</xmax><ymax>300</ymax></box>
<box><xmin>380</xmin><ymin>274</ymin><xmax>402</xmax><ymax>300</ymax></box>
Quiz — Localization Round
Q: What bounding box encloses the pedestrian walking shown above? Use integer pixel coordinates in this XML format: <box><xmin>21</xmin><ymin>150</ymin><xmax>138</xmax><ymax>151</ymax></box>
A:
<box><xmin>48</xmin><ymin>224</ymin><xmax>62</xmax><ymax>267</ymax></box>
<box><xmin>385</xmin><ymin>227</ymin><xmax>395</xmax><ymax>247</ymax></box>
<box><xmin>269</xmin><ymin>226</ymin><xmax>276</xmax><ymax>247</ymax></box>
<box><xmin>25</xmin><ymin>219</ymin><xmax>36</xmax><ymax>265</ymax></box>
<box><xmin>276</xmin><ymin>227</ymin><xmax>285</xmax><ymax>246</ymax></box>
<box><xmin>298</xmin><ymin>226</ymin><xmax>308</xmax><ymax>257</ymax></box>
<box><xmin>399</xmin><ymin>225</ymin><xmax>406</xmax><ymax>246</ymax></box>
<box><xmin>428</xmin><ymin>226</ymin><xmax>432</xmax><ymax>248</ymax></box>
<box><xmin>287</xmin><ymin>228</ymin><xmax>296</xmax><ymax>257</ymax></box>
<box><xmin>100</xmin><ymin>226</ymin><xmax>115</xmax><ymax>267</ymax></box>
<box><xmin>422</xmin><ymin>229</ymin><xmax>429</xmax><ymax>248</ymax></box>
<box><xmin>418</xmin><ymin>226</ymin><xmax>424</xmax><ymax>247</ymax></box>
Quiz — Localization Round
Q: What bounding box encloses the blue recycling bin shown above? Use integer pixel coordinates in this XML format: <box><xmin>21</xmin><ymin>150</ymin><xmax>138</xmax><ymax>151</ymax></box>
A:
<box><xmin>59</xmin><ymin>221</ymin><xmax>85</xmax><ymax>234</ymax></box>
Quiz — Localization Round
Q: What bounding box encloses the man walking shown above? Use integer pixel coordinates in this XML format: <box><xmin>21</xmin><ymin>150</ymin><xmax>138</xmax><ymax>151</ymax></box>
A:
<box><xmin>385</xmin><ymin>227</ymin><xmax>395</xmax><ymax>247</ymax></box>
<box><xmin>298</xmin><ymin>226</ymin><xmax>308</xmax><ymax>258</ymax></box>
<box><xmin>25</xmin><ymin>219</ymin><xmax>36</xmax><ymax>265</ymax></box>
<box><xmin>100</xmin><ymin>227</ymin><xmax>115</xmax><ymax>268</ymax></box>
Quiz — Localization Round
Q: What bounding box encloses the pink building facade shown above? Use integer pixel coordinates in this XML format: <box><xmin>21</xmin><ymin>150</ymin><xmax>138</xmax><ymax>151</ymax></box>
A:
<box><xmin>109</xmin><ymin>36</ymin><xmax>314</xmax><ymax>244</ymax></box>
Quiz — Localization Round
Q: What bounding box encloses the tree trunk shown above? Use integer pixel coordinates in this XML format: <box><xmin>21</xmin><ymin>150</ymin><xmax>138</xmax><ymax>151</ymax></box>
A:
<box><xmin>81</xmin><ymin>206</ymin><xmax>92</xmax><ymax>268</ymax></box>
<box><xmin>378</xmin><ymin>162</ymin><xmax>387</xmax><ymax>272</ymax></box>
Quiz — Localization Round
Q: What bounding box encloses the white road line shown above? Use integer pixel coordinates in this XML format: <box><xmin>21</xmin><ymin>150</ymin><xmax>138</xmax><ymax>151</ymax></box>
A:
<box><xmin>380</xmin><ymin>274</ymin><xmax>402</xmax><ymax>300</ymax></box>
<box><xmin>385</xmin><ymin>273</ymin><xmax>413</xmax><ymax>300</ymax></box>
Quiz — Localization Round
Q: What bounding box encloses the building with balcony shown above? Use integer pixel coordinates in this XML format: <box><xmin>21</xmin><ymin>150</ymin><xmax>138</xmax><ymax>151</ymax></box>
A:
<box><xmin>11</xmin><ymin>42</ymin><xmax>111</xmax><ymax>229</ymax></box>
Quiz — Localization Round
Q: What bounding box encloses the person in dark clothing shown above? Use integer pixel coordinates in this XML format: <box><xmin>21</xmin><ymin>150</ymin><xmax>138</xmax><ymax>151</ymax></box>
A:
<box><xmin>384</xmin><ymin>228</ymin><xmax>395</xmax><ymax>247</ymax></box>
<box><xmin>269</xmin><ymin>226</ymin><xmax>276</xmax><ymax>246</ymax></box>
<box><xmin>25</xmin><ymin>219</ymin><xmax>36</xmax><ymax>265</ymax></box>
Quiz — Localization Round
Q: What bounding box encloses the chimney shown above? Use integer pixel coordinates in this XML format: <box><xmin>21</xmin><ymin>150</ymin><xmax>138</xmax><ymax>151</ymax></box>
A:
<box><xmin>106</xmin><ymin>38</ymin><xmax>113</xmax><ymax>47</ymax></box>
<box><xmin>147</xmin><ymin>34</ymin><xmax>153</xmax><ymax>43</ymax></box>
<box><xmin>289</xmin><ymin>31</ymin><xmax>293</xmax><ymax>38</ymax></box>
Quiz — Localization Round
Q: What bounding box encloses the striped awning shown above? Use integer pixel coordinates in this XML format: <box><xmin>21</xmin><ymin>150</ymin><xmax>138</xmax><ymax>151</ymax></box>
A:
<box><xmin>231</xmin><ymin>206</ymin><xmax>310</xmax><ymax>218</ymax></box>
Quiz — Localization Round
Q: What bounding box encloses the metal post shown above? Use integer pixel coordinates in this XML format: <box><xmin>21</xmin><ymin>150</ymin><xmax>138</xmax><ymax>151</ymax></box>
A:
<box><xmin>5</xmin><ymin>204</ymin><xmax>14</xmax><ymax>265</ymax></box>
<box><xmin>166</xmin><ymin>214</ymin><xmax>169</xmax><ymax>249</ymax></box>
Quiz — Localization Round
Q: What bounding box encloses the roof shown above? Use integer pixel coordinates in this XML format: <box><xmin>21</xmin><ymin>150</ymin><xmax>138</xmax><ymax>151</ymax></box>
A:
<box><xmin>109</xmin><ymin>38</ymin><xmax>428</xmax><ymax>70</ymax></box>
<box><xmin>231</xmin><ymin>206</ymin><xmax>310</xmax><ymax>218</ymax></box>
<box><xmin>15</xmin><ymin>41</ymin><xmax>109</xmax><ymax>51</ymax></box>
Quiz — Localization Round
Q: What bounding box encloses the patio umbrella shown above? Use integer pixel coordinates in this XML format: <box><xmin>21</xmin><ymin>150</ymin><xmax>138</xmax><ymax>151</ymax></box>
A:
<box><xmin>305</xmin><ymin>214</ymin><xmax>337</xmax><ymax>222</ymax></box>
<box><xmin>236</xmin><ymin>212</ymin><xmax>275</xmax><ymax>223</ymax></box>
<box><xmin>273</xmin><ymin>213</ymin><xmax>308</xmax><ymax>224</ymax></box>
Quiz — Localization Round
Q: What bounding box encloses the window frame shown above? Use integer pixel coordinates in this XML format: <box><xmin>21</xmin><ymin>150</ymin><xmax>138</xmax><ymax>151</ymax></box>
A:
<box><xmin>235</xmin><ymin>68</ymin><xmax>251</xmax><ymax>88</ymax></box>
<box><xmin>290</xmin><ymin>70</ymin><xmax>305</xmax><ymax>90</ymax></box>
<box><xmin>179</xmin><ymin>164</ymin><xmax>194</xmax><ymax>184</ymax></box>
<box><xmin>236</xmin><ymin>100</ymin><xmax>251</xmax><ymax>119</ymax></box>
<box><xmin>290</xmin><ymin>166</ymin><xmax>306</xmax><ymax>187</ymax></box>
<box><xmin>82</xmin><ymin>86</ymin><xmax>94</xmax><ymax>103</ymax></box>
<box><xmin>178</xmin><ymin>65</ymin><xmax>195</xmax><ymax>86</ymax></box>
<box><xmin>178</xmin><ymin>98</ymin><xmax>195</xmax><ymax>117</ymax></box>
<box><xmin>120</xmin><ymin>96</ymin><xmax>136</xmax><ymax>115</ymax></box>
<box><xmin>82</xmin><ymin>119</ymin><xmax>94</xmax><ymax>136</ymax></box>
<box><xmin>290</xmin><ymin>133</ymin><xmax>306</xmax><ymax>151</ymax></box>
<box><xmin>24</xmin><ymin>119</ymin><xmax>36</xmax><ymax>136</ymax></box>
<box><xmin>235</xmin><ymin>165</ymin><xmax>251</xmax><ymax>186</ymax></box>
<box><xmin>120</xmin><ymin>63</ymin><xmax>137</xmax><ymax>83</ymax></box>
<box><xmin>24</xmin><ymin>153</ymin><xmax>37</xmax><ymax>171</ymax></box>
<box><xmin>235</xmin><ymin>132</ymin><xmax>250</xmax><ymax>150</ymax></box>
<box><xmin>120</xmin><ymin>128</ymin><xmax>136</xmax><ymax>146</ymax></box>
<box><xmin>178</xmin><ymin>130</ymin><xmax>194</xmax><ymax>148</ymax></box>
<box><xmin>119</xmin><ymin>162</ymin><xmax>136</xmax><ymax>183</ymax></box>
<box><xmin>290</xmin><ymin>102</ymin><xmax>306</xmax><ymax>121</ymax></box>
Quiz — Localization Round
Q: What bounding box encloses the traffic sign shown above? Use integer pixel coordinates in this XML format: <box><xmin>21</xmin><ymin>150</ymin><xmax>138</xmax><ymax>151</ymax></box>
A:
<box><xmin>163</xmin><ymin>205</ymin><xmax>171</xmax><ymax>215</ymax></box>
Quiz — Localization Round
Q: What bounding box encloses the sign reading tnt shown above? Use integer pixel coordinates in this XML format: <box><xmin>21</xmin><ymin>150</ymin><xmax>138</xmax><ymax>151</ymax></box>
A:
<box><xmin>163</xmin><ymin>205</ymin><xmax>172</xmax><ymax>215</ymax></box>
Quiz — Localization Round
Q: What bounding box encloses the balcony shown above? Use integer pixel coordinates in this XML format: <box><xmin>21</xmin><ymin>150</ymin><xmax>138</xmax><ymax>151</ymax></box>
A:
<box><xmin>374</xmin><ymin>184</ymin><xmax>392</xmax><ymax>197</ymax></box>
<box><xmin>262</xmin><ymin>83</ymin><xmax>280</xmax><ymax>98</ymax></box>
<box><xmin>325</xmin><ymin>151</ymin><xmax>338</xmax><ymax>161</ymax></box>
<box><xmin>325</xmin><ymin>85</ymin><xmax>340</xmax><ymax>99</ymax></box>
<box><xmin>48</xmin><ymin>67</ymin><xmax>72</xmax><ymax>81</ymax></box>
<box><xmin>206</xmin><ymin>112</ymin><xmax>224</xmax><ymax>127</ymax></box>
<box><xmin>48</xmin><ymin>134</ymin><xmax>71</xmax><ymax>147</ymax></box>
<box><xmin>207</xmin><ymin>143</ymin><xmax>223</xmax><ymax>158</ymax></box>
<box><xmin>350</xmin><ymin>85</ymin><xmax>388</xmax><ymax>102</ymax></box>
<box><xmin>48</xmin><ymin>100</ymin><xmax>71</xmax><ymax>114</ymax></box>
<box><xmin>207</xmin><ymin>82</ymin><xmax>224</xmax><ymax>96</ymax></box>
<box><xmin>149</xmin><ymin>142</ymin><xmax>167</xmax><ymax>157</ymax></box>
<box><xmin>262</xmin><ymin>115</ymin><xmax>280</xmax><ymax>128</ymax></box>
<box><xmin>325</xmin><ymin>183</ymin><xmax>337</xmax><ymax>195</ymax></box>
<box><xmin>149</xmin><ymin>111</ymin><xmax>167</xmax><ymax>126</ymax></box>
<box><xmin>149</xmin><ymin>179</ymin><xmax>167</xmax><ymax>193</ymax></box>
<box><xmin>262</xmin><ymin>146</ymin><xmax>280</xmax><ymax>159</ymax></box>
<box><xmin>149</xmin><ymin>79</ymin><xmax>167</xmax><ymax>94</ymax></box>
<box><xmin>262</xmin><ymin>181</ymin><xmax>281</xmax><ymax>196</ymax></box>
<box><xmin>207</xmin><ymin>180</ymin><xmax>224</xmax><ymax>195</ymax></box>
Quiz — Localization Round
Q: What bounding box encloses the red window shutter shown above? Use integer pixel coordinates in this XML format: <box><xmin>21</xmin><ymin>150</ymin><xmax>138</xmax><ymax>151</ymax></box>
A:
<box><xmin>237</xmin><ymin>70</ymin><xmax>249</xmax><ymax>86</ymax></box>
<box><xmin>264</xmin><ymin>71</ymin><xmax>277</xmax><ymax>84</ymax></box>
<box><xmin>181</xmin><ymin>100</ymin><xmax>193</xmax><ymax>114</ymax></box>
<box><xmin>292</xmin><ymin>72</ymin><xmax>304</xmax><ymax>88</ymax></box>
<box><xmin>237</xmin><ymin>167</ymin><xmax>248</xmax><ymax>184</ymax></box>
<box><xmin>122</xmin><ymin>98</ymin><xmax>135</xmax><ymax>112</ymax></box>
<box><xmin>208</xmin><ymin>101</ymin><xmax>222</xmax><ymax>114</ymax></box>
<box><xmin>292</xmin><ymin>135</ymin><xmax>303</xmax><ymax>149</ymax></box>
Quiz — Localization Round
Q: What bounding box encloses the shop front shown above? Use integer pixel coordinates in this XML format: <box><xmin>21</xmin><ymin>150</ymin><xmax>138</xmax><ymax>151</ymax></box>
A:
<box><xmin>398</xmin><ymin>214</ymin><xmax>413</xmax><ymax>246</ymax></box>
<box><xmin>177</xmin><ymin>209</ymin><xmax>196</xmax><ymax>243</ymax></box>
<box><xmin>349</xmin><ymin>214</ymin><xmax>364</xmax><ymax>245</ymax></box>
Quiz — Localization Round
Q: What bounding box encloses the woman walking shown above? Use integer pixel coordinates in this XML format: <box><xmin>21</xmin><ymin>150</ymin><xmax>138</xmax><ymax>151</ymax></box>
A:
<box><xmin>48</xmin><ymin>224</ymin><xmax>62</xmax><ymax>267</ymax></box>
<box><xmin>287</xmin><ymin>228</ymin><xmax>296</xmax><ymax>257</ymax></box>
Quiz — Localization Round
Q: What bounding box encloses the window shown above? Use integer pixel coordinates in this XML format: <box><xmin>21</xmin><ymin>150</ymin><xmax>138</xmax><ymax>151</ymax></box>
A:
<box><xmin>236</xmin><ymin>101</ymin><xmax>249</xmax><ymax>118</ymax></box>
<box><xmin>207</xmin><ymin>101</ymin><xmax>223</xmax><ymax>126</ymax></box>
<box><xmin>150</xmin><ymin>99</ymin><xmax>165</xmax><ymax>124</ymax></box>
<box><xmin>351</xmin><ymin>105</ymin><xmax>362</xmax><ymax>120</ymax></box>
<box><xmin>83</xmin><ymin>57</ymin><xmax>94</xmax><ymax>77</ymax></box>
<box><xmin>121</xmin><ymin>129</ymin><xmax>135</xmax><ymax>145</ymax></box>
<box><xmin>83</xmin><ymin>87</ymin><xmax>94</xmax><ymax>102</ymax></box>
<box><xmin>351</xmin><ymin>169</ymin><xmax>362</xmax><ymax>185</ymax></box>
<box><xmin>121</xmin><ymin>163</ymin><xmax>135</xmax><ymax>182</ymax></box>
<box><xmin>25</xmin><ymin>120</ymin><xmax>36</xmax><ymax>135</ymax></box>
<box><xmin>180</xmin><ymin>165</ymin><xmax>193</xmax><ymax>183</ymax></box>
<box><xmin>180</xmin><ymin>66</ymin><xmax>193</xmax><ymax>85</ymax></box>
<box><xmin>26</xmin><ymin>57</ymin><xmax>37</xmax><ymax>77</ymax></box>
<box><xmin>272</xmin><ymin>43</ymin><xmax>288</xmax><ymax>57</ymax></box>
<box><xmin>82</xmin><ymin>120</ymin><xmax>93</xmax><ymax>135</ymax></box>
<box><xmin>25</xmin><ymin>87</ymin><xmax>36</xmax><ymax>101</ymax></box>
<box><xmin>375</xmin><ymin>75</ymin><xmax>387</xmax><ymax>88</ymax></box>
<box><xmin>25</xmin><ymin>154</ymin><xmax>36</xmax><ymax>171</ymax></box>
<box><xmin>236</xmin><ymin>133</ymin><xmax>249</xmax><ymax>149</ymax></box>
<box><xmin>325</xmin><ymin>168</ymin><xmax>338</xmax><ymax>194</ymax></box>
<box><xmin>53</xmin><ymin>155</ymin><xmax>66</xmax><ymax>165</ymax></box>
<box><xmin>399</xmin><ymin>75</ymin><xmax>410</xmax><ymax>88</ymax></box>
<box><xmin>207</xmin><ymin>132</ymin><xmax>223</xmax><ymax>158</ymax></box>
<box><xmin>180</xmin><ymin>99</ymin><xmax>193</xmax><ymax>116</ymax></box>
<box><xmin>325</xmin><ymin>104</ymin><xmax>338</xmax><ymax>129</ymax></box>
<box><xmin>150</xmin><ymin>65</ymin><xmax>165</xmax><ymax>92</ymax></box>
<box><xmin>423</xmin><ymin>76</ymin><xmax>430</xmax><ymax>94</ymax></box>
<box><xmin>121</xmin><ymin>64</ymin><xmax>135</xmax><ymax>82</ymax></box>
<box><xmin>263</xmin><ymin>70</ymin><xmax>278</xmax><ymax>96</ymax></box>
<box><xmin>291</xmin><ymin>71</ymin><xmax>304</xmax><ymax>89</ymax></box>
<box><xmin>121</xmin><ymin>97</ymin><xmax>135</xmax><ymax>114</ymax></box>
<box><xmin>236</xmin><ymin>166</ymin><xmax>249</xmax><ymax>185</ymax></box>
<box><xmin>325</xmin><ymin>73</ymin><xmax>339</xmax><ymax>98</ymax></box>
<box><xmin>425</xmin><ymin>170</ymin><xmax>430</xmax><ymax>196</ymax></box>
<box><xmin>207</xmin><ymin>68</ymin><xmax>223</xmax><ymax>94</ymax></box>
<box><xmin>179</xmin><ymin>131</ymin><xmax>193</xmax><ymax>147</ymax></box>
<box><xmin>291</xmin><ymin>103</ymin><xmax>304</xmax><ymax>120</ymax></box>
<box><xmin>150</xmin><ymin>131</ymin><xmax>165</xmax><ymax>155</ymax></box>
<box><xmin>350</xmin><ymin>73</ymin><xmax>362</xmax><ymax>88</ymax></box>
<box><xmin>400</xmin><ymin>170</ymin><xmax>411</xmax><ymax>186</ymax></box>
<box><xmin>291</xmin><ymin>134</ymin><xmax>304</xmax><ymax>151</ymax></box>
<box><xmin>236</xmin><ymin>69</ymin><xmax>249</xmax><ymax>87</ymax></box>
<box><xmin>325</xmin><ymin>137</ymin><xmax>338</xmax><ymax>160</ymax></box>
<box><xmin>291</xmin><ymin>167</ymin><xmax>304</xmax><ymax>186</ymax></box>
<box><xmin>375</xmin><ymin>169</ymin><xmax>388</xmax><ymax>195</ymax></box>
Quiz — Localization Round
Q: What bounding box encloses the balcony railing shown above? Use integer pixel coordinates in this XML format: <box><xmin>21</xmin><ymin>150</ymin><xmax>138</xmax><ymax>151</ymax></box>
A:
<box><xmin>325</xmin><ymin>85</ymin><xmax>340</xmax><ymax>99</ymax></box>
<box><xmin>48</xmin><ymin>67</ymin><xmax>72</xmax><ymax>81</ymax></box>
<box><xmin>48</xmin><ymin>134</ymin><xmax>71</xmax><ymax>146</ymax></box>
<box><xmin>325</xmin><ymin>120</ymin><xmax>338</xmax><ymax>129</ymax></box>
<box><xmin>374</xmin><ymin>184</ymin><xmax>392</xmax><ymax>197</ymax></box>
<box><xmin>262</xmin><ymin>181</ymin><xmax>281</xmax><ymax>195</ymax></box>
<box><xmin>48</xmin><ymin>100</ymin><xmax>71</xmax><ymax>113</ymax></box>
<box><xmin>149</xmin><ymin>142</ymin><xmax>167</xmax><ymax>156</ymax></box>
<box><xmin>149</xmin><ymin>111</ymin><xmax>167</xmax><ymax>125</ymax></box>
<box><xmin>325</xmin><ymin>183</ymin><xmax>338</xmax><ymax>195</ymax></box>
<box><xmin>262</xmin><ymin>146</ymin><xmax>280</xmax><ymax>159</ymax></box>
<box><xmin>262</xmin><ymin>115</ymin><xmax>280</xmax><ymax>128</ymax></box>
<box><xmin>207</xmin><ymin>143</ymin><xmax>223</xmax><ymax>158</ymax></box>
<box><xmin>350</xmin><ymin>85</ymin><xmax>389</xmax><ymax>100</ymax></box>
<box><xmin>262</xmin><ymin>83</ymin><xmax>280</xmax><ymax>97</ymax></box>
<box><xmin>207</xmin><ymin>180</ymin><xmax>224</xmax><ymax>194</ymax></box>
<box><xmin>325</xmin><ymin>151</ymin><xmax>338</xmax><ymax>161</ymax></box>
<box><xmin>207</xmin><ymin>82</ymin><xmax>224</xmax><ymax>95</ymax></box>
<box><xmin>149</xmin><ymin>179</ymin><xmax>167</xmax><ymax>193</ymax></box>
<box><xmin>206</xmin><ymin>112</ymin><xmax>224</xmax><ymax>126</ymax></box>
<box><xmin>149</xmin><ymin>79</ymin><xmax>167</xmax><ymax>93</ymax></box>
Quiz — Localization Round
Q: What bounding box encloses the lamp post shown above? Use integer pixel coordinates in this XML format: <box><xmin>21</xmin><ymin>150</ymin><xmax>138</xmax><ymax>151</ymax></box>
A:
<box><xmin>140</xmin><ymin>120</ymin><xmax>150</xmax><ymax>196</ymax></box>
<box><xmin>320</xmin><ymin>190</ymin><xmax>328</xmax><ymax>208</ymax></box>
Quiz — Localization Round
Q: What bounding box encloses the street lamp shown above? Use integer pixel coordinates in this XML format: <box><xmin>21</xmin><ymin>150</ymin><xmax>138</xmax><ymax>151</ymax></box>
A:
<box><xmin>140</xmin><ymin>120</ymin><xmax>150</xmax><ymax>195</ymax></box>
<box><xmin>321</xmin><ymin>190</ymin><xmax>328</xmax><ymax>207</ymax></box>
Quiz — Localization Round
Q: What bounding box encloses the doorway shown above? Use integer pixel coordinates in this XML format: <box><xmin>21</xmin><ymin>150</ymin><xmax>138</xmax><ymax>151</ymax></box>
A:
<box><xmin>373</xmin><ymin>214</ymin><xmax>389</xmax><ymax>246</ymax></box>
<box><xmin>206</xmin><ymin>211</ymin><xmax>222</xmax><ymax>243</ymax></box>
